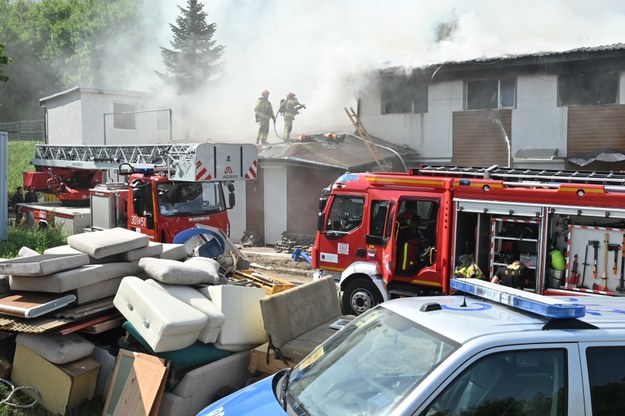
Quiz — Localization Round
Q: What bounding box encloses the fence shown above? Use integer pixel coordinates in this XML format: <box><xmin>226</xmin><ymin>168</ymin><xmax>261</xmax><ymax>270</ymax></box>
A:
<box><xmin>0</xmin><ymin>119</ymin><xmax>44</xmax><ymax>141</ymax></box>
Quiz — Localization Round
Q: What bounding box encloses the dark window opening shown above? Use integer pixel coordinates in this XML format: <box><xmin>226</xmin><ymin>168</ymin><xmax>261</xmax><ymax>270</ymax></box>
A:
<box><xmin>381</xmin><ymin>77</ymin><xmax>428</xmax><ymax>114</ymax></box>
<box><xmin>467</xmin><ymin>78</ymin><xmax>516</xmax><ymax>110</ymax></box>
<box><xmin>558</xmin><ymin>71</ymin><xmax>618</xmax><ymax>106</ymax></box>
<box><xmin>586</xmin><ymin>346</ymin><xmax>625</xmax><ymax>415</ymax></box>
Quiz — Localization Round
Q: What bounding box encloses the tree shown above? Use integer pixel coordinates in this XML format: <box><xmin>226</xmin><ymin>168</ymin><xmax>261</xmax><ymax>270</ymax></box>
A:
<box><xmin>157</xmin><ymin>0</ymin><xmax>224</xmax><ymax>94</ymax></box>
<box><xmin>0</xmin><ymin>44</ymin><xmax>10</xmax><ymax>83</ymax></box>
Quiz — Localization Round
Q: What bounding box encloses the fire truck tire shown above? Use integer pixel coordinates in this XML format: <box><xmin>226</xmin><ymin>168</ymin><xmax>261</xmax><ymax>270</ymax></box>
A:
<box><xmin>341</xmin><ymin>278</ymin><xmax>382</xmax><ymax>316</ymax></box>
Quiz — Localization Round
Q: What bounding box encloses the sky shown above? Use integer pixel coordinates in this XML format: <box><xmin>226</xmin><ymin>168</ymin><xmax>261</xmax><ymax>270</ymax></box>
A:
<box><xmin>124</xmin><ymin>0</ymin><xmax>625</xmax><ymax>142</ymax></box>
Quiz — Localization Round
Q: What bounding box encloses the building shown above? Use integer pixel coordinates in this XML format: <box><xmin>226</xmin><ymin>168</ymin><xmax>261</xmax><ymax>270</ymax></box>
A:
<box><xmin>39</xmin><ymin>87</ymin><xmax>183</xmax><ymax>146</ymax></box>
<box><xmin>358</xmin><ymin>43</ymin><xmax>625</xmax><ymax>171</ymax></box>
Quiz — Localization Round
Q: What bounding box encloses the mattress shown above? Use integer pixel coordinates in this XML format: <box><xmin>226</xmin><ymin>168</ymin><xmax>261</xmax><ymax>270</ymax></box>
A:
<box><xmin>145</xmin><ymin>280</ymin><xmax>226</xmax><ymax>344</ymax></box>
<box><xmin>113</xmin><ymin>276</ymin><xmax>208</xmax><ymax>352</ymax></box>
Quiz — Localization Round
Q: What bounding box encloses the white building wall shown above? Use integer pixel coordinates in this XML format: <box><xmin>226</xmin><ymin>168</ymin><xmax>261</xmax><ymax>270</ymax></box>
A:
<box><xmin>227</xmin><ymin>184</ymin><xmax>247</xmax><ymax>243</ymax></box>
<box><xmin>262</xmin><ymin>165</ymin><xmax>287</xmax><ymax>244</ymax></box>
<box><xmin>46</xmin><ymin>95</ymin><xmax>83</xmax><ymax>145</ymax></box>
<box><xmin>511</xmin><ymin>74</ymin><xmax>568</xmax><ymax>157</ymax></box>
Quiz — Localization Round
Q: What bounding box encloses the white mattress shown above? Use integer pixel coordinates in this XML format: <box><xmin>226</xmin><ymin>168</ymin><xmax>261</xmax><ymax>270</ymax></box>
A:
<box><xmin>145</xmin><ymin>280</ymin><xmax>226</xmax><ymax>344</ymax></box>
<box><xmin>199</xmin><ymin>284</ymin><xmax>267</xmax><ymax>351</ymax></box>
<box><xmin>114</xmin><ymin>276</ymin><xmax>208</xmax><ymax>352</ymax></box>
<box><xmin>9</xmin><ymin>261</ymin><xmax>141</xmax><ymax>293</ymax></box>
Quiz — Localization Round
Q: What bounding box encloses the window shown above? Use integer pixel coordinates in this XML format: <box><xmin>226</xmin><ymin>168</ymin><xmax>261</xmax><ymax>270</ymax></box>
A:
<box><xmin>466</xmin><ymin>77</ymin><xmax>516</xmax><ymax>110</ymax></box>
<box><xmin>113</xmin><ymin>102</ymin><xmax>136</xmax><ymax>130</ymax></box>
<box><xmin>381</xmin><ymin>77</ymin><xmax>428</xmax><ymax>114</ymax></box>
<box><xmin>326</xmin><ymin>195</ymin><xmax>364</xmax><ymax>232</ymax></box>
<box><xmin>558</xmin><ymin>71</ymin><xmax>618</xmax><ymax>106</ymax></box>
<box><xmin>422</xmin><ymin>349</ymin><xmax>566</xmax><ymax>416</ymax></box>
<box><xmin>586</xmin><ymin>346</ymin><xmax>625</xmax><ymax>415</ymax></box>
<box><xmin>369</xmin><ymin>200</ymin><xmax>389</xmax><ymax>237</ymax></box>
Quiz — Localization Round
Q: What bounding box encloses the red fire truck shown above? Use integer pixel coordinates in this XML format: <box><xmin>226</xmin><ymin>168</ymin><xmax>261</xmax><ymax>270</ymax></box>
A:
<box><xmin>312</xmin><ymin>165</ymin><xmax>625</xmax><ymax>315</ymax></box>
<box><xmin>20</xmin><ymin>143</ymin><xmax>258</xmax><ymax>242</ymax></box>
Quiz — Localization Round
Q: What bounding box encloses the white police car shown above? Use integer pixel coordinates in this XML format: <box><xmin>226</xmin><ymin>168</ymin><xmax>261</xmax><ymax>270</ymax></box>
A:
<box><xmin>197</xmin><ymin>279</ymin><xmax>625</xmax><ymax>415</ymax></box>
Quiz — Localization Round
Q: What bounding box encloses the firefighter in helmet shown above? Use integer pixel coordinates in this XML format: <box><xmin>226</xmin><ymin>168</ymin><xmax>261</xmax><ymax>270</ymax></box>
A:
<box><xmin>278</xmin><ymin>92</ymin><xmax>306</xmax><ymax>142</ymax></box>
<box><xmin>255</xmin><ymin>89</ymin><xmax>275</xmax><ymax>144</ymax></box>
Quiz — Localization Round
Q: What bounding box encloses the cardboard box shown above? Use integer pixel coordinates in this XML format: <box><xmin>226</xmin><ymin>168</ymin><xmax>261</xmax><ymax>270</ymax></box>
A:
<box><xmin>11</xmin><ymin>343</ymin><xmax>100</xmax><ymax>415</ymax></box>
<box><xmin>249</xmin><ymin>343</ymin><xmax>291</xmax><ymax>376</ymax></box>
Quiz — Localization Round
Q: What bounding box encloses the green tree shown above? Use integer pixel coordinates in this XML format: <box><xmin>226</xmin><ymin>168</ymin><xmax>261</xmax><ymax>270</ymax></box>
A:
<box><xmin>157</xmin><ymin>0</ymin><xmax>224</xmax><ymax>94</ymax></box>
<box><xmin>0</xmin><ymin>44</ymin><xmax>11</xmax><ymax>82</ymax></box>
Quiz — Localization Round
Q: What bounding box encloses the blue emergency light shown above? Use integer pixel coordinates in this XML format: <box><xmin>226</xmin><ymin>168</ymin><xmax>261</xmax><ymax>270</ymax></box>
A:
<box><xmin>450</xmin><ymin>279</ymin><xmax>585</xmax><ymax>319</ymax></box>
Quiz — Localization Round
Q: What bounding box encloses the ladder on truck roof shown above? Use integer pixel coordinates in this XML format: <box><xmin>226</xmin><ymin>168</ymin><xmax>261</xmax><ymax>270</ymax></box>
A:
<box><xmin>416</xmin><ymin>164</ymin><xmax>625</xmax><ymax>186</ymax></box>
<box><xmin>32</xmin><ymin>143</ymin><xmax>259</xmax><ymax>182</ymax></box>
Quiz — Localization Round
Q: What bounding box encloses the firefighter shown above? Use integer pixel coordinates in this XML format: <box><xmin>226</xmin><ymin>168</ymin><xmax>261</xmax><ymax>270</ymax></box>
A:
<box><xmin>491</xmin><ymin>260</ymin><xmax>526</xmax><ymax>289</ymax></box>
<box><xmin>11</xmin><ymin>186</ymin><xmax>24</xmax><ymax>225</ymax></box>
<box><xmin>279</xmin><ymin>92</ymin><xmax>306</xmax><ymax>142</ymax></box>
<box><xmin>454</xmin><ymin>254</ymin><xmax>484</xmax><ymax>279</ymax></box>
<box><xmin>255</xmin><ymin>90</ymin><xmax>275</xmax><ymax>144</ymax></box>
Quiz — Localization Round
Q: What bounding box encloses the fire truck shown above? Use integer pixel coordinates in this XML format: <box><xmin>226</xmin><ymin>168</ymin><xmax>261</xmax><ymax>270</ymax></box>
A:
<box><xmin>20</xmin><ymin>143</ymin><xmax>258</xmax><ymax>242</ymax></box>
<box><xmin>312</xmin><ymin>165</ymin><xmax>625</xmax><ymax>315</ymax></box>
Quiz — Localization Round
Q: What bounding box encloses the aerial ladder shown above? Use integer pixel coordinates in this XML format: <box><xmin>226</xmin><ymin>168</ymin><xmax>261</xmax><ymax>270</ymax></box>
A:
<box><xmin>25</xmin><ymin>143</ymin><xmax>258</xmax><ymax>204</ymax></box>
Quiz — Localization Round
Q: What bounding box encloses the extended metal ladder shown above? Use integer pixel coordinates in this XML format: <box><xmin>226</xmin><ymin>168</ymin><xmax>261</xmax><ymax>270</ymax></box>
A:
<box><xmin>344</xmin><ymin>107</ymin><xmax>387</xmax><ymax>171</ymax></box>
<box><xmin>32</xmin><ymin>143</ymin><xmax>201</xmax><ymax>170</ymax></box>
<box><xmin>416</xmin><ymin>164</ymin><xmax>625</xmax><ymax>186</ymax></box>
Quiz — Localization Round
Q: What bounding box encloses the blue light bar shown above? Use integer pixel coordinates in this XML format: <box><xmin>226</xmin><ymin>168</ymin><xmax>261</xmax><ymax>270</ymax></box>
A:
<box><xmin>450</xmin><ymin>279</ymin><xmax>585</xmax><ymax>319</ymax></box>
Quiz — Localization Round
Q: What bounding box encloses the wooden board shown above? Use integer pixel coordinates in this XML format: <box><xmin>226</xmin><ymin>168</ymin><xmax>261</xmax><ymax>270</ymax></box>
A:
<box><xmin>249</xmin><ymin>342</ymin><xmax>291</xmax><ymax>376</ymax></box>
<box><xmin>233</xmin><ymin>270</ymin><xmax>295</xmax><ymax>295</ymax></box>
<box><xmin>0</xmin><ymin>292</ymin><xmax>76</xmax><ymax>318</ymax></box>
<box><xmin>103</xmin><ymin>349</ymin><xmax>169</xmax><ymax>416</ymax></box>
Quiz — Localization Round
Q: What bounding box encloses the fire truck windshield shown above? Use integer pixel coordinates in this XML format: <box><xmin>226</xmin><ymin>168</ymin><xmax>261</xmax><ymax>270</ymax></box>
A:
<box><xmin>157</xmin><ymin>182</ymin><xmax>224</xmax><ymax>216</ymax></box>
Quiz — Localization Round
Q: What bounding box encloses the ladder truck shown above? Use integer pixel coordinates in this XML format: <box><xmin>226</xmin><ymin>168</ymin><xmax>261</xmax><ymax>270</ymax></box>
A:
<box><xmin>312</xmin><ymin>164</ymin><xmax>625</xmax><ymax>315</ymax></box>
<box><xmin>20</xmin><ymin>143</ymin><xmax>258</xmax><ymax>242</ymax></box>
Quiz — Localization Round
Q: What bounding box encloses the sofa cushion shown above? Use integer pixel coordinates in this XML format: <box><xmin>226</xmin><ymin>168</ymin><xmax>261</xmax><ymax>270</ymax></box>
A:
<box><xmin>145</xmin><ymin>279</ymin><xmax>226</xmax><ymax>344</ymax></box>
<box><xmin>67</xmin><ymin>227</ymin><xmax>149</xmax><ymax>259</ymax></box>
<box><xmin>120</xmin><ymin>241</ymin><xmax>163</xmax><ymax>262</ymax></box>
<box><xmin>15</xmin><ymin>332</ymin><xmax>94</xmax><ymax>364</ymax></box>
<box><xmin>139</xmin><ymin>257</ymin><xmax>223</xmax><ymax>285</ymax></box>
<box><xmin>0</xmin><ymin>253</ymin><xmax>90</xmax><ymax>276</ymax></box>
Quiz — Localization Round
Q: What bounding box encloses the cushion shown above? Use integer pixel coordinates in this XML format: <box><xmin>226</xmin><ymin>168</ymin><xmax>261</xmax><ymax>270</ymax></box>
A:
<box><xmin>120</xmin><ymin>242</ymin><xmax>163</xmax><ymax>262</ymax></box>
<box><xmin>183</xmin><ymin>257</ymin><xmax>227</xmax><ymax>284</ymax></box>
<box><xmin>17</xmin><ymin>247</ymin><xmax>39</xmax><ymax>258</ymax></box>
<box><xmin>15</xmin><ymin>332</ymin><xmax>94</xmax><ymax>364</ymax></box>
<box><xmin>139</xmin><ymin>258</ymin><xmax>221</xmax><ymax>285</ymax></box>
<box><xmin>113</xmin><ymin>276</ymin><xmax>208</xmax><ymax>352</ymax></box>
<box><xmin>67</xmin><ymin>227</ymin><xmax>149</xmax><ymax>259</ymax></box>
<box><xmin>43</xmin><ymin>245</ymin><xmax>120</xmax><ymax>264</ymax></box>
<box><xmin>200</xmin><ymin>284</ymin><xmax>267</xmax><ymax>351</ymax></box>
<box><xmin>0</xmin><ymin>253</ymin><xmax>90</xmax><ymax>276</ymax></box>
<box><xmin>9</xmin><ymin>261</ymin><xmax>141</xmax><ymax>293</ymax></box>
<box><xmin>145</xmin><ymin>279</ymin><xmax>226</xmax><ymax>344</ymax></box>
<box><xmin>159</xmin><ymin>244</ymin><xmax>188</xmax><ymax>261</ymax></box>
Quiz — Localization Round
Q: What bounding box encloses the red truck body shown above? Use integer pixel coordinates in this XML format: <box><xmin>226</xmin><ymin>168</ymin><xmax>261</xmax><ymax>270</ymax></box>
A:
<box><xmin>313</xmin><ymin>166</ymin><xmax>625</xmax><ymax>314</ymax></box>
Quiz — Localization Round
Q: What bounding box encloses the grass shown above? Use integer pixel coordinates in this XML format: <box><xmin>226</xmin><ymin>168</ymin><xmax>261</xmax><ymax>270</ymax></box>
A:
<box><xmin>1</xmin><ymin>141</ymin><xmax>105</xmax><ymax>415</ymax></box>
<box><xmin>7</xmin><ymin>140</ymin><xmax>39</xmax><ymax>195</ymax></box>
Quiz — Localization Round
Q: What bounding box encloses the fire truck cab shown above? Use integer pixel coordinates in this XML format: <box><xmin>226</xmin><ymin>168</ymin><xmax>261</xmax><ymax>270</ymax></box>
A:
<box><xmin>313</xmin><ymin>166</ymin><xmax>625</xmax><ymax>315</ymax></box>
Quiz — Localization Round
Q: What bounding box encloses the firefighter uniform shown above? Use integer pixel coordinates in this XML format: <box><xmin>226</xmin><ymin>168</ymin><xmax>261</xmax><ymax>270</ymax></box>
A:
<box><xmin>280</xmin><ymin>93</ymin><xmax>305</xmax><ymax>142</ymax></box>
<box><xmin>255</xmin><ymin>90</ymin><xmax>275</xmax><ymax>144</ymax></box>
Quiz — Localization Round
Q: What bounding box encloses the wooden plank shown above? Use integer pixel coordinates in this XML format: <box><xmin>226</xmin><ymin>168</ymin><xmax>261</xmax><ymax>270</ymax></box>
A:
<box><xmin>103</xmin><ymin>349</ymin><xmax>168</xmax><ymax>416</ymax></box>
<box><xmin>79</xmin><ymin>316</ymin><xmax>124</xmax><ymax>334</ymax></box>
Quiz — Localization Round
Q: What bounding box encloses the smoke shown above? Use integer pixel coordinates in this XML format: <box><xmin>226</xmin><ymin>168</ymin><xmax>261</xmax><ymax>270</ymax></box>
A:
<box><xmin>113</xmin><ymin>0</ymin><xmax>625</xmax><ymax>142</ymax></box>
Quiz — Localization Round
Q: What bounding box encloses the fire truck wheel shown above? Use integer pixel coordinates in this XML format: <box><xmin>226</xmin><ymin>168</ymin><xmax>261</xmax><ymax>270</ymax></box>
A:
<box><xmin>342</xmin><ymin>278</ymin><xmax>382</xmax><ymax>315</ymax></box>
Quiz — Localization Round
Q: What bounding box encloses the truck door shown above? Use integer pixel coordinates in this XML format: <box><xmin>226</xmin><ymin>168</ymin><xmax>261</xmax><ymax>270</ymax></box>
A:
<box><xmin>382</xmin><ymin>198</ymin><xmax>440</xmax><ymax>289</ymax></box>
<box><xmin>316</xmin><ymin>194</ymin><xmax>367</xmax><ymax>275</ymax></box>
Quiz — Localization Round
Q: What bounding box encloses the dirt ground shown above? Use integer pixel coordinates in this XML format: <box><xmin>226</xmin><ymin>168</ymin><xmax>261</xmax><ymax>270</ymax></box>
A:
<box><xmin>238</xmin><ymin>246</ymin><xmax>314</xmax><ymax>285</ymax></box>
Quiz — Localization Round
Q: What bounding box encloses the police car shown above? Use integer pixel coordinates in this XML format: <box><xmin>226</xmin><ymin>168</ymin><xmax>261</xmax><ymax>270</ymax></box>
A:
<box><xmin>197</xmin><ymin>279</ymin><xmax>625</xmax><ymax>415</ymax></box>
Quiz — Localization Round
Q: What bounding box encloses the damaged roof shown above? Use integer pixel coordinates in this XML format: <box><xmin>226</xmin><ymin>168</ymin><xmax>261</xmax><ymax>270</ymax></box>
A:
<box><xmin>383</xmin><ymin>43</ymin><xmax>625</xmax><ymax>78</ymax></box>
<box><xmin>257</xmin><ymin>133</ymin><xmax>418</xmax><ymax>171</ymax></box>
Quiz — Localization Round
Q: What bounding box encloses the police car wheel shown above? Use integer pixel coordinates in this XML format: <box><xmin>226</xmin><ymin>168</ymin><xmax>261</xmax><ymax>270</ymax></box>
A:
<box><xmin>342</xmin><ymin>278</ymin><xmax>382</xmax><ymax>315</ymax></box>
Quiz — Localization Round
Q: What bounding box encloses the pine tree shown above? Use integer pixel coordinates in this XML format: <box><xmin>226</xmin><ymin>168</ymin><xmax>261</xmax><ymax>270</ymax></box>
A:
<box><xmin>156</xmin><ymin>0</ymin><xmax>224</xmax><ymax>94</ymax></box>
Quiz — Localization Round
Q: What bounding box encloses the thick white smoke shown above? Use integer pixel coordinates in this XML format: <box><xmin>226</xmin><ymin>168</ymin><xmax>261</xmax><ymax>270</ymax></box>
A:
<box><xmin>126</xmin><ymin>0</ymin><xmax>625</xmax><ymax>142</ymax></box>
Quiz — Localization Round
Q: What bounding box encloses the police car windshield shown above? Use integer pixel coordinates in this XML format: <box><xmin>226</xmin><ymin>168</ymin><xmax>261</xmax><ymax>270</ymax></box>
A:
<box><xmin>286</xmin><ymin>307</ymin><xmax>458</xmax><ymax>415</ymax></box>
